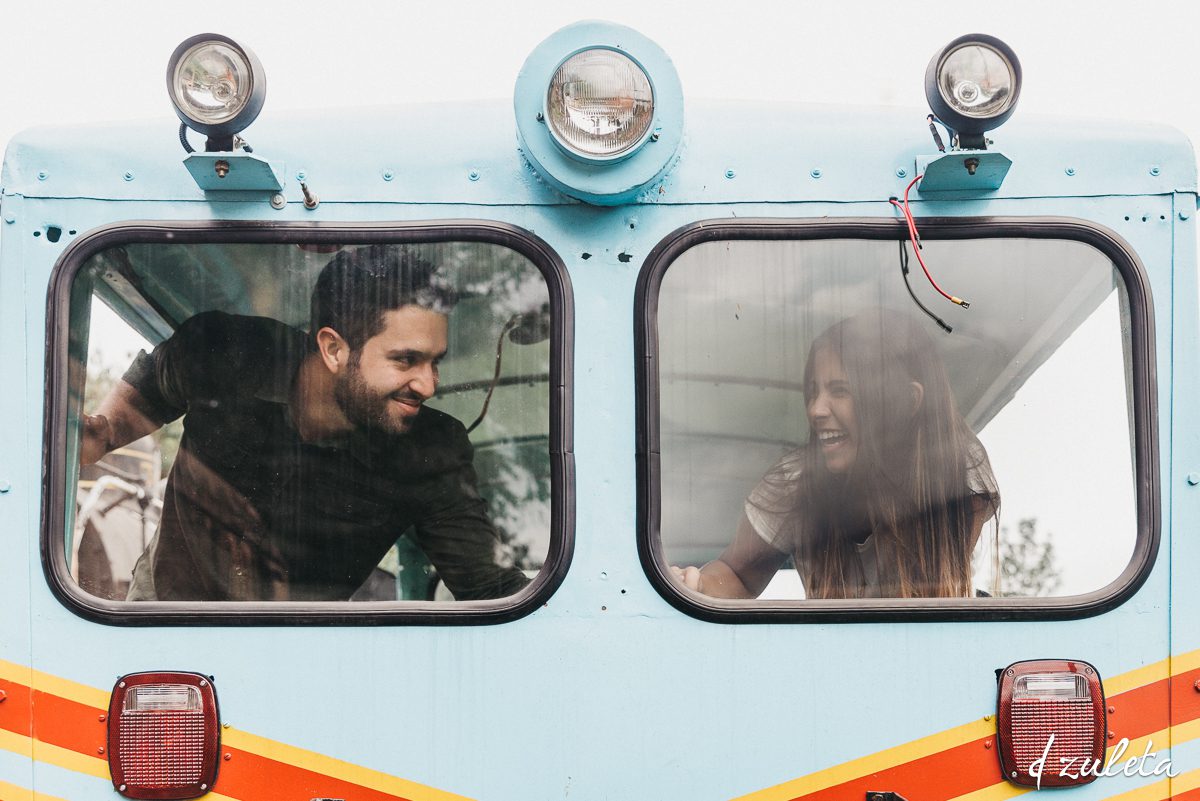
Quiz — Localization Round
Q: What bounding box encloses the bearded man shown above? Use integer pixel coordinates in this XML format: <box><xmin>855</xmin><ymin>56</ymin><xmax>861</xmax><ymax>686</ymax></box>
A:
<box><xmin>81</xmin><ymin>245</ymin><xmax>529</xmax><ymax>602</ymax></box>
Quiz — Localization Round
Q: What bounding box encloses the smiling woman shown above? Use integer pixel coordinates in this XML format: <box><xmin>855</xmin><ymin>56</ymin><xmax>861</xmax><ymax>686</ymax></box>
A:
<box><xmin>61</xmin><ymin>236</ymin><xmax>562</xmax><ymax>611</ymax></box>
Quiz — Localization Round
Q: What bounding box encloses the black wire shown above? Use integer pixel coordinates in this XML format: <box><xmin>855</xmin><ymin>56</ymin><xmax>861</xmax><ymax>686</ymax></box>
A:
<box><xmin>899</xmin><ymin>238</ymin><xmax>952</xmax><ymax>333</ymax></box>
<box><xmin>926</xmin><ymin>114</ymin><xmax>946</xmax><ymax>153</ymax></box>
<box><xmin>466</xmin><ymin>316</ymin><xmax>521</xmax><ymax>433</ymax></box>
<box><xmin>178</xmin><ymin>123</ymin><xmax>195</xmax><ymax>154</ymax></box>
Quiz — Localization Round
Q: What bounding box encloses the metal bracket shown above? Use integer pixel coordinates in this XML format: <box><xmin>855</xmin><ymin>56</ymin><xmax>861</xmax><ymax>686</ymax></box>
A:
<box><xmin>183</xmin><ymin>152</ymin><xmax>285</xmax><ymax>193</ymax></box>
<box><xmin>915</xmin><ymin>151</ymin><xmax>1011</xmax><ymax>194</ymax></box>
<box><xmin>867</xmin><ymin>792</ymin><xmax>911</xmax><ymax>801</ymax></box>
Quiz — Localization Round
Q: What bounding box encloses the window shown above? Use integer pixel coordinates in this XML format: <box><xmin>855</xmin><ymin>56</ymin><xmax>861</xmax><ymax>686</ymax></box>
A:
<box><xmin>638</xmin><ymin>220</ymin><xmax>1156</xmax><ymax>619</ymax></box>
<box><xmin>49</xmin><ymin>225</ymin><xmax>571</xmax><ymax>623</ymax></box>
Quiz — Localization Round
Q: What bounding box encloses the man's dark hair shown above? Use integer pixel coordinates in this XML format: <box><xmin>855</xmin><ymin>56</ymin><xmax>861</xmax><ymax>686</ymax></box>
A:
<box><xmin>309</xmin><ymin>245</ymin><xmax>458</xmax><ymax>349</ymax></box>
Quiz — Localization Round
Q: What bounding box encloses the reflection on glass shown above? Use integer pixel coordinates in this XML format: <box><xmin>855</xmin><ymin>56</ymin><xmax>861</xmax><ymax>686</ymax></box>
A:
<box><xmin>659</xmin><ymin>238</ymin><xmax>1136</xmax><ymax>601</ymax></box>
<box><xmin>69</xmin><ymin>242</ymin><xmax>552</xmax><ymax>603</ymax></box>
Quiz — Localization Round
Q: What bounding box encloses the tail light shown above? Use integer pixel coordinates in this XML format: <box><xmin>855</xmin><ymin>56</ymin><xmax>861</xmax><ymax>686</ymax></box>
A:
<box><xmin>108</xmin><ymin>672</ymin><xmax>220</xmax><ymax>800</ymax></box>
<box><xmin>997</xmin><ymin>659</ymin><xmax>1105</xmax><ymax>787</ymax></box>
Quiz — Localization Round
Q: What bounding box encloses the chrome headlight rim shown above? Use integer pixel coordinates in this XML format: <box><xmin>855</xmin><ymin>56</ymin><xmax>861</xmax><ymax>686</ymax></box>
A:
<box><xmin>166</xmin><ymin>32</ymin><xmax>267</xmax><ymax>139</ymax></box>
<box><xmin>514</xmin><ymin>21</ymin><xmax>684</xmax><ymax>206</ymax></box>
<box><xmin>924</xmin><ymin>33</ymin><xmax>1022</xmax><ymax>137</ymax></box>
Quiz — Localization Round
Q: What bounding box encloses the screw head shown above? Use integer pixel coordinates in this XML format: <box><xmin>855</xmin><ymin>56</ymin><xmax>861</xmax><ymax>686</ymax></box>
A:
<box><xmin>0</xmin><ymin>481</ymin><xmax>11</xmax><ymax>494</ymax></box>
<box><xmin>0</xmin><ymin>690</ymin><xmax>7</xmax><ymax>702</ymax></box>
<box><xmin>468</xmin><ymin>170</ymin><xmax>480</xmax><ymax>182</ymax></box>
<box><xmin>1108</xmin><ymin>705</ymin><xmax>1116</xmax><ymax>714</ymax></box>
<box><xmin>1065</xmin><ymin>167</ymin><xmax>1076</xmax><ymax>176</ymax></box>
<box><xmin>37</xmin><ymin>171</ymin><xmax>48</xmax><ymax>181</ymax></box>
<box><xmin>1181</xmin><ymin>211</ymin><xmax>1191</xmax><ymax>221</ymax></box>
<box><xmin>896</xmin><ymin>167</ymin><xmax>908</xmax><ymax>178</ymax></box>
<box><xmin>1188</xmin><ymin>473</ymin><xmax>1200</xmax><ymax>486</ymax></box>
<box><xmin>536</xmin><ymin>112</ymin><xmax>545</xmax><ymax>122</ymax></box>
<box><xmin>1108</xmin><ymin>730</ymin><xmax>1116</xmax><ymax>740</ymax></box>
<box><xmin>382</xmin><ymin>170</ymin><xmax>394</xmax><ymax>182</ymax></box>
<box><xmin>1150</xmin><ymin>166</ymin><xmax>1161</xmax><ymax>176</ymax></box>
<box><xmin>118</xmin><ymin>681</ymin><xmax>126</xmax><ymax>689</ymax></box>
<box><xmin>119</xmin><ymin>785</ymin><xmax>126</xmax><ymax>792</ymax></box>
<box><xmin>99</xmin><ymin>714</ymin><xmax>106</xmax><ymax>722</ymax></box>
<box><xmin>123</xmin><ymin>171</ymin><xmax>135</xmax><ymax>182</ymax></box>
<box><xmin>295</xmin><ymin>171</ymin><xmax>307</xmax><ymax>181</ymax></box>
<box><xmin>650</xmin><ymin>130</ymin><xmax>660</xmax><ymax>142</ymax></box>
<box><xmin>1193</xmin><ymin>679</ymin><xmax>1200</xmax><ymax>692</ymax></box>
<box><xmin>224</xmin><ymin>753</ymin><xmax>232</xmax><ymax>761</ymax></box>
<box><xmin>97</xmin><ymin>746</ymin><xmax>105</xmax><ymax>755</ymax></box>
<box><xmin>270</xmin><ymin>194</ymin><xmax>286</xmax><ymax>210</ymax></box>
<box><xmin>810</xmin><ymin>168</ymin><xmax>822</xmax><ymax>179</ymax></box>
<box><xmin>199</xmin><ymin>679</ymin><xmax>207</xmax><ymax>687</ymax></box>
<box><xmin>725</xmin><ymin>169</ymin><xmax>736</xmax><ymax>179</ymax></box>
<box><xmin>984</xmin><ymin>740</ymin><xmax>992</xmax><ymax>750</ymax></box>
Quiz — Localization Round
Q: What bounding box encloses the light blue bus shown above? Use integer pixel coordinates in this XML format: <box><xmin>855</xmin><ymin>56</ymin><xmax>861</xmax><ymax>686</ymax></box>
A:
<box><xmin>0</xmin><ymin>21</ymin><xmax>1196</xmax><ymax>801</ymax></box>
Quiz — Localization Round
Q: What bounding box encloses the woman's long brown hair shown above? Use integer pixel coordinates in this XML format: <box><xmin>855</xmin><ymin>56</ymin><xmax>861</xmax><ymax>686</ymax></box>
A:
<box><xmin>767</xmin><ymin>309</ymin><xmax>999</xmax><ymax>598</ymax></box>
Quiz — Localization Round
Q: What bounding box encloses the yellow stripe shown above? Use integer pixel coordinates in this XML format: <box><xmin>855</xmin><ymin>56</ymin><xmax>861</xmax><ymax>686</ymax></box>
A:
<box><xmin>0</xmin><ymin>779</ymin><xmax>69</xmax><ymax>801</ymax></box>
<box><xmin>222</xmin><ymin>727</ymin><xmax>474</xmax><ymax>801</ymax></box>
<box><xmin>0</xmin><ymin>661</ymin><xmax>108</xmax><ymax>709</ymax></box>
<box><xmin>1105</xmin><ymin>655</ymin><xmax>1172</xmax><ymax>696</ymax></box>
<box><xmin>1174</xmin><ymin>651</ymin><xmax>1200</xmax><ymax>675</ymax></box>
<box><xmin>1174</xmin><ymin>768</ymin><xmax>1200</xmax><ymax>794</ymax></box>
<box><xmin>0</xmin><ymin>731</ymin><xmax>105</xmax><ymax>781</ymax></box>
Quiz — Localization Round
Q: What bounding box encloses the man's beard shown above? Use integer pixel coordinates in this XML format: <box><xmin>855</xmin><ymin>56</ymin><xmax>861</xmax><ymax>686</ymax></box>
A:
<box><xmin>333</xmin><ymin>354</ymin><xmax>421</xmax><ymax>436</ymax></box>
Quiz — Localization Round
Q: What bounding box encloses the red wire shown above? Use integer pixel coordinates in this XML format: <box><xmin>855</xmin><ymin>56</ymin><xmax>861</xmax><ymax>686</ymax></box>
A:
<box><xmin>889</xmin><ymin>174</ymin><xmax>969</xmax><ymax>308</ymax></box>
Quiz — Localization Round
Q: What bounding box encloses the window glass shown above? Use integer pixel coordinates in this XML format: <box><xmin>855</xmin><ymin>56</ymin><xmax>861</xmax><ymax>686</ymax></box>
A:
<box><xmin>67</xmin><ymin>240</ymin><xmax>553</xmax><ymax>604</ymax></box>
<box><xmin>656</xmin><ymin>237</ymin><xmax>1138</xmax><ymax>601</ymax></box>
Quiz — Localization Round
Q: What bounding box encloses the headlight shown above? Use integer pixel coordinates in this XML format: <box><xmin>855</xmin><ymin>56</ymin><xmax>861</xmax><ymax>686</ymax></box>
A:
<box><xmin>167</xmin><ymin>33</ymin><xmax>266</xmax><ymax>140</ymax></box>
<box><xmin>514</xmin><ymin>21</ymin><xmax>684</xmax><ymax>206</ymax></box>
<box><xmin>546</xmin><ymin>48</ymin><xmax>655</xmax><ymax>159</ymax></box>
<box><xmin>925</xmin><ymin>34</ymin><xmax>1021</xmax><ymax>145</ymax></box>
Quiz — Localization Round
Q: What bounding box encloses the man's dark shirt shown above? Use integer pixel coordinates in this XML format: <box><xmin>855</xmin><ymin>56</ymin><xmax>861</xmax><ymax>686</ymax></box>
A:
<box><xmin>122</xmin><ymin>310</ymin><xmax>529</xmax><ymax>602</ymax></box>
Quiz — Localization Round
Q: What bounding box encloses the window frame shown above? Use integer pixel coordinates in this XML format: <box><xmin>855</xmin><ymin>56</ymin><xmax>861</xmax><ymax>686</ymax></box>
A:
<box><xmin>44</xmin><ymin>220</ymin><xmax>575</xmax><ymax>626</ymax></box>
<box><xmin>635</xmin><ymin>216</ymin><xmax>1159</xmax><ymax>623</ymax></box>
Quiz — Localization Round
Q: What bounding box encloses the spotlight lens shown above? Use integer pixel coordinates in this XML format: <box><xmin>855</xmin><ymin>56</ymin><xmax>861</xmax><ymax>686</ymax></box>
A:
<box><xmin>938</xmin><ymin>43</ymin><xmax>1016</xmax><ymax>119</ymax></box>
<box><xmin>547</xmin><ymin>49</ymin><xmax>654</xmax><ymax>158</ymax></box>
<box><xmin>172</xmin><ymin>42</ymin><xmax>255</xmax><ymax>126</ymax></box>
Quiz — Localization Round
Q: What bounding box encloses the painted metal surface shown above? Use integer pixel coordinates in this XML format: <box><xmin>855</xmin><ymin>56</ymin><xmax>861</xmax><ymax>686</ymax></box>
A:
<box><xmin>0</xmin><ymin>79</ymin><xmax>1195</xmax><ymax>801</ymax></box>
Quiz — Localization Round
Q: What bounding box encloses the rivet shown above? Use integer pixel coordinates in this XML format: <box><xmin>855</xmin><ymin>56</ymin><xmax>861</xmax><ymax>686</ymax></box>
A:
<box><xmin>810</xmin><ymin>168</ymin><xmax>822</xmax><ymax>179</ymax></box>
<box><xmin>97</xmin><ymin>746</ymin><xmax>105</xmax><ymax>755</ymax></box>
<box><xmin>725</xmin><ymin>169</ymin><xmax>736</xmax><ymax>179</ymax></box>
<box><xmin>984</xmin><ymin>740</ymin><xmax>992</xmax><ymax>750</ymax></box>
<box><xmin>37</xmin><ymin>171</ymin><xmax>48</xmax><ymax>181</ymax></box>
<box><xmin>1181</xmin><ymin>211</ymin><xmax>1191</xmax><ymax>221</ymax></box>
<box><xmin>0</xmin><ymin>690</ymin><xmax>7</xmax><ymax>702</ymax></box>
<box><xmin>99</xmin><ymin>714</ymin><xmax>106</xmax><ymax>722</ymax></box>
<box><xmin>1150</xmin><ymin>166</ymin><xmax>1161</xmax><ymax>176</ymax></box>
<box><xmin>123</xmin><ymin>171</ymin><xmax>135</xmax><ymax>182</ymax></box>
<box><xmin>0</xmin><ymin>481</ymin><xmax>11</xmax><ymax>494</ymax></box>
<box><xmin>270</xmin><ymin>194</ymin><xmax>286</xmax><ymax>210</ymax></box>
<box><xmin>1108</xmin><ymin>730</ymin><xmax>1116</xmax><ymax>740</ymax></box>
<box><xmin>1188</xmin><ymin>473</ymin><xmax>1200</xmax><ymax>486</ymax></box>
<box><xmin>3</xmin><ymin>215</ymin><xmax>14</xmax><ymax>224</ymax></box>
<box><xmin>1065</xmin><ymin>167</ymin><xmax>1076</xmax><ymax>176</ymax></box>
<box><xmin>896</xmin><ymin>167</ymin><xmax>908</xmax><ymax>178</ymax></box>
<box><xmin>1108</xmin><ymin>705</ymin><xmax>1116</xmax><ymax>714</ymax></box>
<box><xmin>223</xmin><ymin>753</ymin><xmax>232</xmax><ymax>761</ymax></box>
<box><xmin>382</xmin><ymin>170</ymin><xmax>394</xmax><ymax>182</ymax></box>
<box><xmin>468</xmin><ymin>170</ymin><xmax>480</xmax><ymax>182</ymax></box>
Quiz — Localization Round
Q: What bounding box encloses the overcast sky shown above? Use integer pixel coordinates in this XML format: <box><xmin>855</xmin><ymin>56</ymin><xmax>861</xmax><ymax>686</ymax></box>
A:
<box><xmin>2</xmin><ymin>0</ymin><xmax>1198</xmax><ymax>157</ymax></box>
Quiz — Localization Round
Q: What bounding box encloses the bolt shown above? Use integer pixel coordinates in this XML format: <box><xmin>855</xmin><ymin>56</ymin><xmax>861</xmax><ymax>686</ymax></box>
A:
<box><xmin>0</xmin><ymin>481</ymin><xmax>10</xmax><ymax>494</ymax></box>
<box><xmin>468</xmin><ymin>170</ymin><xmax>480</xmax><ymax>182</ymax></box>
<box><xmin>810</xmin><ymin>168</ymin><xmax>822</xmax><ymax>179</ymax></box>
<box><xmin>300</xmin><ymin>182</ymin><xmax>319</xmax><ymax>210</ymax></box>
<box><xmin>224</xmin><ymin>753</ymin><xmax>232</xmax><ymax>761</ymax></box>
<box><xmin>382</xmin><ymin>170</ymin><xmax>394</xmax><ymax>182</ymax></box>
<box><xmin>270</xmin><ymin>194</ymin><xmax>286</xmax><ymax>210</ymax></box>
<box><xmin>536</xmin><ymin>112</ymin><xmax>545</xmax><ymax>122</ymax></box>
<box><xmin>37</xmin><ymin>171</ymin><xmax>48</xmax><ymax>181</ymax></box>
<box><xmin>650</xmin><ymin>130</ymin><xmax>660</xmax><ymax>142</ymax></box>
<box><xmin>213</xmin><ymin>160</ymin><xmax>230</xmax><ymax>179</ymax></box>
<box><xmin>725</xmin><ymin>169</ymin><xmax>736</xmax><ymax>179</ymax></box>
<box><xmin>123</xmin><ymin>172</ymin><xmax>135</xmax><ymax>182</ymax></box>
<box><xmin>1188</xmin><ymin>473</ymin><xmax>1200</xmax><ymax>486</ymax></box>
<box><xmin>896</xmin><ymin>167</ymin><xmax>908</xmax><ymax>178</ymax></box>
<box><xmin>964</xmin><ymin>158</ymin><xmax>981</xmax><ymax>176</ymax></box>
<box><xmin>1065</xmin><ymin>167</ymin><xmax>1076</xmax><ymax>176</ymax></box>
<box><xmin>1150</xmin><ymin>166</ymin><xmax>1161</xmax><ymax>177</ymax></box>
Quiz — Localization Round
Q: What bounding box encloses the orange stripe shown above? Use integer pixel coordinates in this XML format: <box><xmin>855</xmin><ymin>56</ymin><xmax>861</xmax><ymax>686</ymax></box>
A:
<box><xmin>1175</xmin><ymin>789</ymin><xmax>1200</xmax><ymax>801</ymax></box>
<box><xmin>30</xmin><ymin>690</ymin><xmax>104</xmax><ymax>758</ymax></box>
<box><xmin>217</xmin><ymin>747</ymin><xmax>415</xmax><ymax>801</ymax></box>
<box><xmin>0</xmin><ymin>681</ymin><xmax>32</xmax><ymax>739</ymax></box>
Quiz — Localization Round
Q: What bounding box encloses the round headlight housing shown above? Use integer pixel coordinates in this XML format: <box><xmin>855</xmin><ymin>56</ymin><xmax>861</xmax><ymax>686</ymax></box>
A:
<box><xmin>167</xmin><ymin>34</ymin><xmax>266</xmax><ymax>138</ymax></box>
<box><xmin>925</xmin><ymin>34</ymin><xmax>1021</xmax><ymax>140</ymax></box>
<box><xmin>546</xmin><ymin>48</ymin><xmax>655</xmax><ymax>159</ymax></box>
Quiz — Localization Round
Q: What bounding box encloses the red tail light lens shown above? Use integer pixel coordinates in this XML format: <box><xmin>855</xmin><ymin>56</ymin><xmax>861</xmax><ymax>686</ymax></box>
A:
<box><xmin>997</xmin><ymin>659</ymin><xmax>1105</xmax><ymax>787</ymax></box>
<box><xmin>108</xmin><ymin>672</ymin><xmax>220</xmax><ymax>800</ymax></box>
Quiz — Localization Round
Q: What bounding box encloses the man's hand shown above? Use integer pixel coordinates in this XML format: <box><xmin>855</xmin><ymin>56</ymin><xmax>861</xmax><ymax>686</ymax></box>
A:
<box><xmin>80</xmin><ymin>413</ymin><xmax>113</xmax><ymax>465</ymax></box>
<box><xmin>669</xmin><ymin>564</ymin><xmax>704</xmax><ymax>592</ymax></box>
